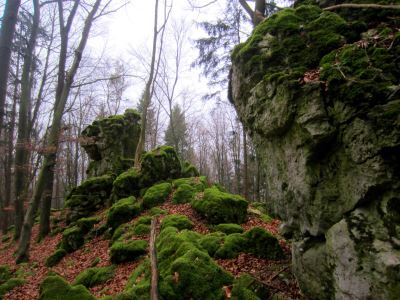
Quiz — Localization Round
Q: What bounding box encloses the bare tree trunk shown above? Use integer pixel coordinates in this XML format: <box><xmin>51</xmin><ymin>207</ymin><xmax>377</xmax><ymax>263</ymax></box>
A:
<box><xmin>14</xmin><ymin>0</ymin><xmax>40</xmax><ymax>240</ymax></box>
<box><xmin>16</xmin><ymin>0</ymin><xmax>101</xmax><ymax>263</ymax></box>
<box><xmin>243</xmin><ymin>130</ymin><xmax>248</xmax><ymax>200</ymax></box>
<box><xmin>150</xmin><ymin>217</ymin><xmax>159</xmax><ymax>300</ymax></box>
<box><xmin>0</xmin><ymin>0</ymin><xmax>21</xmax><ymax>135</ymax></box>
<box><xmin>135</xmin><ymin>0</ymin><xmax>161</xmax><ymax>167</ymax></box>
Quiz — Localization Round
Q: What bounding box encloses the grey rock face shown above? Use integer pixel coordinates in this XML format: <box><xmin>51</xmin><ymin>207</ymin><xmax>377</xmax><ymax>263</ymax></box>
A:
<box><xmin>230</xmin><ymin>5</ymin><xmax>400</xmax><ymax>299</ymax></box>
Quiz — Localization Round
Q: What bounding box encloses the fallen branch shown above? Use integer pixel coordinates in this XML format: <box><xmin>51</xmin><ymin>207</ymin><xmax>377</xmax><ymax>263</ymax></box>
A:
<box><xmin>267</xmin><ymin>265</ymin><xmax>290</xmax><ymax>283</ymax></box>
<box><xmin>150</xmin><ymin>217</ymin><xmax>159</xmax><ymax>300</ymax></box>
<box><xmin>324</xmin><ymin>3</ymin><xmax>400</xmax><ymax>11</ymax></box>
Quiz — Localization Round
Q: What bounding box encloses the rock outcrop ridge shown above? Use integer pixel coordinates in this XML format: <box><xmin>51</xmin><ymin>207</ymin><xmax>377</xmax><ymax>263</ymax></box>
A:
<box><xmin>230</xmin><ymin>1</ymin><xmax>400</xmax><ymax>299</ymax></box>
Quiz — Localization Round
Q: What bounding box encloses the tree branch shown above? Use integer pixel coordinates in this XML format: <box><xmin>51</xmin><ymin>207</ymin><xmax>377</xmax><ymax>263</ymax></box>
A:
<box><xmin>238</xmin><ymin>0</ymin><xmax>254</xmax><ymax>20</ymax></box>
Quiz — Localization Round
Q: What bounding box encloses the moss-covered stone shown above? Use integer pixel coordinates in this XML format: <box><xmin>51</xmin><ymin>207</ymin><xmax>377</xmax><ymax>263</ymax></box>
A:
<box><xmin>192</xmin><ymin>186</ymin><xmax>248</xmax><ymax>224</ymax></box>
<box><xmin>65</xmin><ymin>174</ymin><xmax>114</xmax><ymax>223</ymax></box>
<box><xmin>76</xmin><ymin>217</ymin><xmax>100</xmax><ymax>234</ymax></box>
<box><xmin>80</xmin><ymin>109</ymin><xmax>141</xmax><ymax>177</ymax></box>
<box><xmin>156</xmin><ymin>227</ymin><xmax>233</xmax><ymax>299</ymax></box>
<box><xmin>140</xmin><ymin>146</ymin><xmax>182</xmax><ymax>186</ymax></box>
<box><xmin>0</xmin><ymin>278</ymin><xmax>25</xmax><ymax>299</ymax></box>
<box><xmin>149</xmin><ymin>207</ymin><xmax>167</xmax><ymax>216</ymax></box>
<box><xmin>181</xmin><ymin>161</ymin><xmax>200</xmax><ymax>178</ymax></box>
<box><xmin>110</xmin><ymin>168</ymin><xmax>142</xmax><ymax>201</ymax></box>
<box><xmin>172</xmin><ymin>184</ymin><xmax>196</xmax><ymax>204</ymax></box>
<box><xmin>244</xmin><ymin>227</ymin><xmax>285</xmax><ymax>259</ymax></box>
<box><xmin>215</xmin><ymin>223</ymin><xmax>244</xmax><ymax>234</ymax></box>
<box><xmin>231</xmin><ymin>274</ymin><xmax>269</xmax><ymax>300</ymax></box>
<box><xmin>124</xmin><ymin>259</ymin><xmax>151</xmax><ymax>299</ymax></box>
<box><xmin>199</xmin><ymin>232</ymin><xmax>226</xmax><ymax>257</ymax></box>
<box><xmin>110</xmin><ymin>240</ymin><xmax>148</xmax><ymax>264</ymax></box>
<box><xmin>214</xmin><ymin>233</ymin><xmax>248</xmax><ymax>259</ymax></box>
<box><xmin>142</xmin><ymin>182</ymin><xmax>172</xmax><ymax>209</ymax></box>
<box><xmin>107</xmin><ymin>197</ymin><xmax>141</xmax><ymax>231</ymax></box>
<box><xmin>132</xmin><ymin>224</ymin><xmax>150</xmax><ymax>236</ymax></box>
<box><xmin>39</xmin><ymin>275</ymin><xmax>95</xmax><ymax>300</ymax></box>
<box><xmin>73</xmin><ymin>266</ymin><xmax>115</xmax><ymax>288</ymax></box>
<box><xmin>172</xmin><ymin>176</ymin><xmax>208</xmax><ymax>192</ymax></box>
<box><xmin>160</xmin><ymin>214</ymin><xmax>193</xmax><ymax>231</ymax></box>
<box><xmin>45</xmin><ymin>249</ymin><xmax>67</xmax><ymax>267</ymax></box>
<box><xmin>60</xmin><ymin>226</ymin><xmax>84</xmax><ymax>253</ymax></box>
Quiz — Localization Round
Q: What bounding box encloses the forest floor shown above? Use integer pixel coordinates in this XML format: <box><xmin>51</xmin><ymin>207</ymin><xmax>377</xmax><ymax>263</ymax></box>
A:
<box><xmin>0</xmin><ymin>201</ymin><xmax>305</xmax><ymax>300</ymax></box>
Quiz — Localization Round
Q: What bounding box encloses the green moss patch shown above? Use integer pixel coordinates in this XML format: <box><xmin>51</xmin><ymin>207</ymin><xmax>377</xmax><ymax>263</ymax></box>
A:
<box><xmin>231</xmin><ymin>274</ymin><xmax>269</xmax><ymax>300</ymax></box>
<box><xmin>160</xmin><ymin>214</ymin><xmax>194</xmax><ymax>231</ymax></box>
<box><xmin>181</xmin><ymin>161</ymin><xmax>200</xmax><ymax>178</ymax></box>
<box><xmin>73</xmin><ymin>266</ymin><xmax>115</xmax><ymax>288</ymax></box>
<box><xmin>65</xmin><ymin>174</ymin><xmax>114</xmax><ymax>223</ymax></box>
<box><xmin>107</xmin><ymin>196</ymin><xmax>141</xmax><ymax>231</ymax></box>
<box><xmin>123</xmin><ymin>259</ymin><xmax>151</xmax><ymax>299</ymax></box>
<box><xmin>39</xmin><ymin>275</ymin><xmax>95</xmax><ymax>300</ymax></box>
<box><xmin>244</xmin><ymin>227</ymin><xmax>285</xmax><ymax>259</ymax></box>
<box><xmin>172</xmin><ymin>176</ymin><xmax>207</xmax><ymax>191</ymax></box>
<box><xmin>141</xmin><ymin>146</ymin><xmax>182</xmax><ymax>186</ymax></box>
<box><xmin>76</xmin><ymin>217</ymin><xmax>100</xmax><ymax>234</ymax></box>
<box><xmin>215</xmin><ymin>223</ymin><xmax>244</xmax><ymax>234</ymax></box>
<box><xmin>0</xmin><ymin>266</ymin><xmax>11</xmax><ymax>285</ymax></box>
<box><xmin>110</xmin><ymin>240</ymin><xmax>148</xmax><ymax>264</ymax></box>
<box><xmin>142</xmin><ymin>182</ymin><xmax>172</xmax><ymax>209</ymax></box>
<box><xmin>199</xmin><ymin>232</ymin><xmax>226</xmax><ymax>257</ymax></box>
<box><xmin>172</xmin><ymin>184</ymin><xmax>196</xmax><ymax>204</ymax></box>
<box><xmin>45</xmin><ymin>249</ymin><xmax>67</xmax><ymax>267</ymax></box>
<box><xmin>110</xmin><ymin>168</ymin><xmax>142</xmax><ymax>201</ymax></box>
<box><xmin>60</xmin><ymin>226</ymin><xmax>84</xmax><ymax>253</ymax></box>
<box><xmin>0</xmin><ymin>278</ymin><xmax>25</xmax><ymax>299</ymax></box>
<box><xmin>214</xmin><ymin>233</ymin><xmax>248</xmax><ymax>259</ymax></box>
<box><xmin>192</xmin><ymin>186</ymin><xmax>248</xmax><ymax>224</ymax></box>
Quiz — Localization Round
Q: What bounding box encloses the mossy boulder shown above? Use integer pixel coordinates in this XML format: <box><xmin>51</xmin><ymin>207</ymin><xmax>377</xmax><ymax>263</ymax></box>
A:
<box><xmin>0</xmin><ymin>278</ymin><xmax>25</xmax><ymax>299</ymax></box>
<box><xmin>60</xmin><ymin>226</ymin><xmax>84</xmax><ymax>253</ymax></box>
<box><xmin>73</xmin><ymin>266</ymin><xmax>115</xmax><ymax>288</ymax></box>
<box><xmin>172</xmin><ymin>184</ymin><xmax>196</xmax><ymax>204</ymax></box>
<box><xmin>110</xmin><ymin>240</ymin><xmax>148</xmax><ymax>264</ymax></box>
<box><xmin>39</xmin><ymin>275</ymin><xmax>95</xmax><ymax>300</ymax></box>
<box><xmin>110</xmin><ymin>168</ymin><xmax>142</xmax><ymax>201</ymax></box>
<box><xmin>140</xmin><ymin>146</ymin><xmax>182</xmax><ymax>186</ymax></box>
<box><xmin>45</xmin><ymin>249</ymin><xmax>67</xmax><ymax>267</ymax></box>
<box><xmin>142</xmin><ymin>182</ymin><xmax>172</xmax><ymax>209</ymax></box>
<box><xmin>76</xmin><ymin>217</ymin><xmax>100</xmax><ymax>234</ymax></box>
<box><xmin>244</xmin><ymin>227</ymin><xmax>285</xmax><ymax>259</ymax></box>
<box><xmin>199</xmin><ymin>232</ymin><xmax>226</xmax><ymax>257</ymax></box>
<box><xmin>80</xmin><ymin>109</ymin><xmax>141</xmax><ymax>177</ymax></box>
<box><xmin>123</xmin><ymin>259</ymin><xmax>151</xmax><ymax>299</ymax></box>
<box><xmin>107</xmin><ymin>196</ymin><xmax>141</xmax><ymax>231</ymax></box>
<box><xmin>160</xmin><ymin>214</ymin><xmax>194</xmax><ymax>231</ymax></box>
<box><xmin>156</xmin><ymin>227</ymin><xmax>233</xmax><ymax>299</ymax></box>
<box><xmin>192</xmin><ymin>186</ymin><xmax>248</xmax><ymax>224</ymax></box>
<box><xmin>181</xmin><ymin>161</ymin><xmax>200</xmax><ymax>178</ymax></box>
<box><xmin>215</xmin><ymin>223</ymin><xmax>244</xmax><ymax>234</ymax></box>
<box><xmin>231</xmin><ymin>274</ymin><xmax>269</xmax><ymax>300</ymax></box>
<box><xmin>172</xmin><ymin>176</ymin><xmax>208</xmax><ymax>192</ymax></box>
<box><xmin>214</xmin><ymin>233</ymin><xmax>248</xmax><ymax>259</ymax></box>
<box><xmin>65</xmin><ymin>174</ymin><xmax>114</xmax><ymax>223</ymax></box>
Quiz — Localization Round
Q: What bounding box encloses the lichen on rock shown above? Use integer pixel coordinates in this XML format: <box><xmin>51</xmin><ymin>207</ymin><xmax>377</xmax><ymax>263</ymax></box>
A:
<box><xmin>230</xmin><ymin>1</ymin><xmax>400</xmax><ymax>299</ymax></box>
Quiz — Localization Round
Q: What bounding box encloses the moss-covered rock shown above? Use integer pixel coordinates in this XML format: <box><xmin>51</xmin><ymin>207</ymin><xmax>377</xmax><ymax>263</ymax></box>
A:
<box><xmin>142</xmin><ymin>182</ymin><xmax>172</xmax><ymax>209</ymax></box>
<box><xmin>215</xmin><ymin>223</ymin><xmax>244</xmax><ymax>234</ymax></box>
<box><xmin>123</xmin><ymin>259</ymin><xmax>151</xmax><ymax>299</ymax></box>
<box><xmin>80</xmin><ymin>109</ymin><xmax>141</xmax><ymax>177</ymax></box>
<box><xmin>110</xmin><ymin>168</ymin><xmax>142</xmax><ymax>201</ymax></box>
<box><xmin>107</xmin><ymin>197</ymin><xmax>141</xmax><ymax>231</ymax></box>
<box><xmin>160</xmin><ymin>214</ymin><xmax>194</xmax><ymax>231</ymax></box>
<box><xmin>244</xmin><ymin>227</ymin><xmax>285</xmax><ymax>259</ymax></box>
<box><xmin>45</xmin><ymin>249</ymin><xmax>67</xmax><ymax>267</ymax></box>
<box><xmin>60</xmin><ymin>226</ymin><xmax>84</xmax><ymax>253</ymax></box>
<box><xmin>172</xmin><ymin>184</ymin><xmax>196</xmax><ymax>204</ymax></box>
<box><xmin>76</xmin><ymin>217</ymin><xmax>100</xmax><ymax>234</ymax></box>
<box><xmin>231</xmin><ymin>274</ymin><xmax>269</xmax><ymax>300</ymax></box>
<box><xmin>65</xmin><ymin>174</ymin><xmax>114</xmax><ymax>223</ymax></box>
<box><xmin>214</xmin><ymin>233</ymin><xmax>248</xmax><ymax>259</ymax></box>
<box><xmin>39</xmin><ymin>275</ymin><xmax>95</xmax><ymax>300</ymax></box>
<box><xmin>110</xmin><ymin>240</ymin><xmax>148</xmax><ymax>264</ymax></box>
<box><xmin>172</xmin><ymin>176</ymin><xmax>208</xmax><ymax>192</ymax></box>
<box><xmin>73</xmin><ymin>266</ymin><xmax>115</xmax><ymax>288</ymax></box>
<box><xmin>192</xmin><ymin>186</ymin><xmax>248</xmax><ymax>224</ymax></box>
<box><xmin>199</xmin><ymin>232</ymin><xmax>226</xmax><ymax>257</ymax></box>
<box><xmin>0</xmin><ymin>278</ymin><xmax>25</xmax><ymax>299</ymax></box>
<box><xmin>181</xmin><ymin>161</ymin><xmax>200</xmax><ymax>178</ymax></box>
<box><xmin>156</xmin><ymin>227</ymin><xmax>233</xmax><ymax>299</ymax></box>
<box><xmin>140</xmin><ymin>146</ymin><xmax>182</xmax><ymax>186</ymax></box>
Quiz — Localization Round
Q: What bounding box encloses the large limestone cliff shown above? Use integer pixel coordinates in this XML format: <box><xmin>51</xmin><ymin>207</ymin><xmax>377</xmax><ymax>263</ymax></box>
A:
<box><xmin>230</xmin><ymin>2</ymin><xmax>400</xmax><ymax>299</ymax></box>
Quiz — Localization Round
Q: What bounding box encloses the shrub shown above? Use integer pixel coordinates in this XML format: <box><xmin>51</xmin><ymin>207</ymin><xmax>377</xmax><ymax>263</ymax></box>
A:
<box><xmin>192</xmin><ymin>186</ymin><xmax>248</xmax><ymax>224</ymax></box>
<box><xmin>110</xmin><ymin>240</ymin><xmax>148</xmax><ymax>264</ymax></box>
